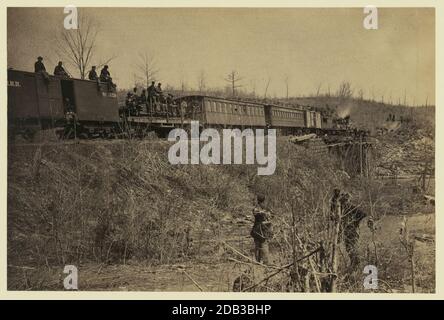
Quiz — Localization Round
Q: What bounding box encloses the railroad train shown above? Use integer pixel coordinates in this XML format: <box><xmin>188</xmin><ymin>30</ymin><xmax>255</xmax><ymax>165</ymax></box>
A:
<box><xmin>7</xmin><ymin>69</ymin><xmax>351</xmax><ymax>140</ymax></box>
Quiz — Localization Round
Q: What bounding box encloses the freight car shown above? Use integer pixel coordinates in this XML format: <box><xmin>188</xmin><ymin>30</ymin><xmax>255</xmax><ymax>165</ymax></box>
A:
<box><xmin>8</xmin><ymin>69</ymin><xmax>120</xmax><ymax>139</ymax></box>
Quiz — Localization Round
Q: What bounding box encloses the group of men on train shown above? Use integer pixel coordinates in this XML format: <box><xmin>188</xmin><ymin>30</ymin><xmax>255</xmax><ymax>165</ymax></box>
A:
<box><xmin>34</xmin><ymin>56</ymin><xmax>116</xmax><ymax>89</ymax></box>
<box><xmin>124</xmin><ymin>83</ymin><xmax>182</xmax><ymax>117</ymax></box>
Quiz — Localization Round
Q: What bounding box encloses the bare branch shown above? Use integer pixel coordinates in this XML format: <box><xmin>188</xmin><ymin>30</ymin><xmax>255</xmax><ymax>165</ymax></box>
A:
<box><xmin>134</xmin><ymin>52</ymin><xmax>159</xmax><ymax>88</ymax></box>
<box><xmin>54</xmin><ymin>12</ymin><xmax>103</xmax><ymax>79</ymax></box>
<box><xmin>224</xmin><ymin>70</ymin><xmax>243</xmax><ymax>96</ymax></box>
<box><xmin>264</xmin><ymin>77</ymin><xmax>271</xmax><ymax>99</ymax></box>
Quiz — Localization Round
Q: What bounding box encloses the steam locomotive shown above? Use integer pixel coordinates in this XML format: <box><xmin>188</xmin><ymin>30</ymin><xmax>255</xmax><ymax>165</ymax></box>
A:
<box><xmin>7</xmin><ymin>69</ymin><xmax>351</xmax><ymax>140</ymax></box>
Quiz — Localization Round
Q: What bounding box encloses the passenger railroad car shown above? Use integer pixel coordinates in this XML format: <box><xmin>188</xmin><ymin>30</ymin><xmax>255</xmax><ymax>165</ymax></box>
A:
<box><xmin>177</xmin><ymin>95</ymin><xmax>267</xmax><ymax>128</ymax></box>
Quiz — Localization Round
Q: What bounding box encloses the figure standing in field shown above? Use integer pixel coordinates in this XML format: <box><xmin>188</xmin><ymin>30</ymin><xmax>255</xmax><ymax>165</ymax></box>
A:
<box><xmin>340</xmin><ymin>192</ymin><xmax>367</xmax><ymax>269</ymax></box>
<box><xmin>250</xmin><ymin>195</ymin><xmax>273</xmax><ymax>264</ymax></box>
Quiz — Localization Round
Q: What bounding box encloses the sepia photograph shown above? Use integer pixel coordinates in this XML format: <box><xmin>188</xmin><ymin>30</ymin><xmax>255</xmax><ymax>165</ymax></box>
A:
<box><xmin>6</xmin><ymin>6</ymin><xmax>435</xmax><ymax>294</ymax></box>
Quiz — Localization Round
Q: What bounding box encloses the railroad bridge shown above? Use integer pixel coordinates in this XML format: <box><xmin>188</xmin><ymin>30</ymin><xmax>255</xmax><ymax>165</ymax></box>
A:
<box><xmin>292</xmin><ymin>134</ymin><xmax>374</xmax><ymax>177</ymax></box>
<box><xmin>327</xmin><ymin>136</ymin><xmax>374</xmax><ymax>177</ymax></box>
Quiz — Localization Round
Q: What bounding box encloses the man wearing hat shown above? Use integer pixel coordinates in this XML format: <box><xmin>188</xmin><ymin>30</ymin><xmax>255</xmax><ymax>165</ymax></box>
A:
<box><xmin>99</xmin><ymin>65</ymin><xmax>111</xmax><ymax>82</ymax></box>
<box><xmin>147</xmin><ymin>81</ymin><xmax>157</xmax><ymax>113</ymax></box>
<box><xmin>88</xmin><ymin>66</ymin><xmax>98</xmax><ymax>81</ymax></box>
<box><xmin>34</xmin><ymin>56</ymin><xmax>46</xmax><ymax>73</ymax></box>
<box><xmin>340</xmin><ymin>192</ymin><xmax>367</xmax><ymax>269</ymax></box>
<box><xmin>54</xmin><ymin>61</ymin><xmax>69</xmax><ymax>77</ymax></box>
<box><xmin>250</xmin><ymin>194</ymin><xmax>273</xmax><ymax>264</ymax></box>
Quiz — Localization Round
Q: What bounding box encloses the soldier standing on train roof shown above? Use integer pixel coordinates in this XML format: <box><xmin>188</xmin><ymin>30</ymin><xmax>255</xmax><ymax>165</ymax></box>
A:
<box><xmin>54</xmin><ymin>61</ymin><xmax>69</xmax><ymax>77</ymax></box>
<box><xmin>34</xmin><ymin>56</ymin><xmax>46</xmax><ymax>73</ymax></box>
<box><xmin>88</xmin><ymin>66</ymin><xmax>98</xmax><ymax>81</ymax></box>
<box><xmin>250</xmin><ymin>195</ymin><xmax>273</xmax><ymax>265</ymax></box>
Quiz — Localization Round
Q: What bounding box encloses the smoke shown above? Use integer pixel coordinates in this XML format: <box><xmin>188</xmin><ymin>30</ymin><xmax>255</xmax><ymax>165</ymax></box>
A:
<box><xmin>337</xmin><ymin>103</ymin><xmax>353</xmax><ymax>118</ymax></box>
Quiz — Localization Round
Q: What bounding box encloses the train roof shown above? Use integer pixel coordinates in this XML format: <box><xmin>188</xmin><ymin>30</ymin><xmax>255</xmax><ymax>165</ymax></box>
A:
<box><xmin>175</xmin><ymin>94</ymin><xmax>313</xmax><ymax>112</ymax></box>
<box><xmin>7</xmin><ymin>68</ymin><xmax>107</xmax><ymax>85</ymax></box>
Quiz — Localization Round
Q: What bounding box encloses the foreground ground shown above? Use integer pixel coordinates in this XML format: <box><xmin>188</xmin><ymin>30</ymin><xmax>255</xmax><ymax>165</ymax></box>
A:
<box><xmin>8</xmin><ymin>212</ymin><xmax>434</xmax><ymax>292</ymax></box>
<box><xmin>8</xmin><ymin>130</ymin><xmax>435</xmax><ymax>292</ymax></box>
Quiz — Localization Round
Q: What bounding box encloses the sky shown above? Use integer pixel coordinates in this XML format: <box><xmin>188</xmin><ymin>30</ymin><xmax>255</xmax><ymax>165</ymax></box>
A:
<box><xmin>7</xmin><ymin>7</ymin><xmax>435</xmax><ymax>105</ymax></box>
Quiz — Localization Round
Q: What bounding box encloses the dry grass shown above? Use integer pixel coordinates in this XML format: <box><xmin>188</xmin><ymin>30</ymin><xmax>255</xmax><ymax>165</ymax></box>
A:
<box><xmin>7</xmin><ymin>136</ymin><xmax>434</xmax><ymax>292</ymax></box>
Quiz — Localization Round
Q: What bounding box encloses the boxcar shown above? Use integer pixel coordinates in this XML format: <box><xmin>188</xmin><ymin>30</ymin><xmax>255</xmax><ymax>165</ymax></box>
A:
<box><xmin>70</xmin><ymin>80</ymin><xmax>119</xmax><ymax>123</ymax></box>
<box><xmin>8</xmin><ymin>69</ymin><xmax>120</xmax><ymax>137</ymax></box>
<box><xmin>8</xmin><ymin>69</ymin><xmax>65</xmax><ymax>130</ymax></box>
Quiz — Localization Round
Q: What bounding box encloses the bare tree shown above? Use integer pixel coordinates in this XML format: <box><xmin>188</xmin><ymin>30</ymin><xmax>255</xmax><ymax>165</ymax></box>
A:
<box><xmin>180</xmin><ymin>78</ymin><xmax>187</xmax><ymax>93</ymax></box>
<box><xmin>315</xmin><ymin>82</ymin><xmax>322</xmax><ymax>97</ymax></box>
<box><xmin>197</xmin><ymin>70</ymin><xmax>206</xmax><ymax>93</ymax></box>
<box><xmin>135</xmin><ymin>52</ymin><xmax>159</xmax><ymax>88</ymax></box>
<box><xmin>224</xmin><ymin>70</ymin><xmax>243</xmax><ymax>96</ymax></box>
<box><xmin>263</xmin><ymin>77</ymin><xmax>271</xmax><ymax>99</ymax></box>
<box><xmin>336</xmin><ymin>81</ymin><xmax>353</xmax><ymax>100</ymax></box>
<box><xmin>284</xmin><ymin>75</ymin><xmax>290</xmax><ymax>100</ymax></box>
<box><xmin>249</xmin><ymin>79</ymin><xmax>257</xmax><ymax>98</ymax></box>
<box><xmin>55</xmin><ymin>13</ymin><xmax>115</xmax><ymax>79</ymax></box>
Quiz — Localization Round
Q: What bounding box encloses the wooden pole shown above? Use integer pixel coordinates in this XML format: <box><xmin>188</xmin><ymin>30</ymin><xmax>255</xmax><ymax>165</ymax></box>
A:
<box><xmin>365</xmin><ymin>145</ymin><xmax>369</xmax><ymax>178</ymax></box>
<box><xmin>411</xmin><ymin>247</ymin><xmax>416</xmax><ymax>293</ymax></box>
<box><xmin>359</xmin><ymin>136</ymin><xmax>363</xmax><ymax>176</ymax></box>
<box><xmin>330</xmin><ymin>200</ymin><xmax>342</xmax><ymax>292</ymax></box>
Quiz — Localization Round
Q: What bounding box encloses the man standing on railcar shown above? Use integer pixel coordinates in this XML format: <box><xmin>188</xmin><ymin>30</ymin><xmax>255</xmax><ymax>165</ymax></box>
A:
<box><xmin>147</xmin><ymin>81</ymin><xmax>157</xmax><ymax>114</ymax></box>
<box><xmin>139</xmin><ymin>89</ymin><xmax>147</xmax><ymax>103</ymax></box>
<box><xmin>156</xmin><ymin>83</ymin><xmax>167</xmax><ymax>114</ymax></box>
<box><xmin>156</xmin><ymin>83</ymin><xmax>164</xmax><ymax>100</ymax></box>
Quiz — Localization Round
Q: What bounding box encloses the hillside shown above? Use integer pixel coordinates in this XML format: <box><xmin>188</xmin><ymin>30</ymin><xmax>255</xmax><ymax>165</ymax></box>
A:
<box><xmin>7</xmin><ymin>135</ymin><xmax>435</xmax><ymax>292</ymax></box>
